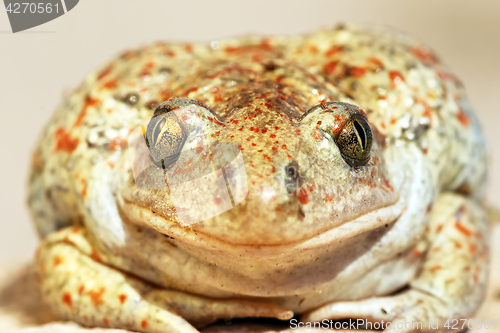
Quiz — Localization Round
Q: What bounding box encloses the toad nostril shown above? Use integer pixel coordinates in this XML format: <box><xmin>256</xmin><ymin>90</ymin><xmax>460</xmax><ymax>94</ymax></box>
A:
<box><xmin>284</xmin><ymin>161</ymin><xmax>303</xmax><ymax>195</ymax></box>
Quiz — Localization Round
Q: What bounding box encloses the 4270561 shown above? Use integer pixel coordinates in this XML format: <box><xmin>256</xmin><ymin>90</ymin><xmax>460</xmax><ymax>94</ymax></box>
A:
<box><xmin>5</xmin><ymin>2</ymin><xmax>60</xmax><ymax>14</ymax></box>
<box><xmin>444</xmin><ymin>319</ymin><xmax>497</xmax><ymax>330</ymax></box>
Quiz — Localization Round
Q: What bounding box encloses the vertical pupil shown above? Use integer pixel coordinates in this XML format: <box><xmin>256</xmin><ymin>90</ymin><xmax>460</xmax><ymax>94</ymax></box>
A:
<box><xmin>153</xmin><ymin>117</ymin><xmax>166</xmax><ymax>145</ymax></box>
<box><xmin>353</xmin><ymin>120</ymin><xmax>366</xmax><ymax>150</ymax></box>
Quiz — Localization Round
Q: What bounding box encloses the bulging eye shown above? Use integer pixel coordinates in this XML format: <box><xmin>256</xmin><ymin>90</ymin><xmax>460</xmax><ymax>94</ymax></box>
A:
<box><xmin>145</xmin><ymin>109</ymin><xmax>186</xmax><ymax>169</ymax></box>
<box><xmin>335</xmin><ymin>114</ymin><xmax>373</xmax><ymax>167</ymax></box>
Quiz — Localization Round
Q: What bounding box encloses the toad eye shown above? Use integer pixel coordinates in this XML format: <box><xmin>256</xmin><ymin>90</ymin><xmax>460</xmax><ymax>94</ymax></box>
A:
<box><xmin>145</xmin><ymin>110</ymin><xmax>186</xmax><ymax>169</ymax></box>
<box><xmin>335</xmin><ymin>114</ymin><xmax>373</xmax><ymax>167</ymax></box>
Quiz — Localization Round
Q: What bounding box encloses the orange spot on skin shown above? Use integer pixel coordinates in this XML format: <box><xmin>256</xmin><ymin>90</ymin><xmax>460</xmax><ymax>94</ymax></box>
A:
<box><xmin>118</xmin><ymin>294</ymin><xmax>128</xmax><ymax>304</ymax></box>
<box><xmin>80</xmin><ymin>179</ymin><xmax>87</xmax><ymax>198</ymax></box>
<box><xmin>74</xmin><ymin>97</ymin><xmax>99</xmax><ymax>127</ymax></box>
<box><xmin>429</xmin><ymin>265</ymin><xmax>442</xmax><ymax>273</ymax></box>
<box><xmin>454</xmin><ymin>242</ymin><xmax>462</xmax><ymax>249</ymax></box>
<box><xmin>349</xmin><ymin>66</ymin><xmax>367</xmax><ymax>78</ymax></box>
<box><xmin>297</xmin><ymin>184</ymin><xmax>314</xmax><ymax>204</ymax></box>
<box><xmin>455</xmin><ymin>221</ymin><xmax>472</xmax><ymax>237</ymax></box>
<box><xmin>312</xmin><ymin>130</ymin><xmax>322</xmax><ymax>140</ymax></box>
<box><xmin>109</xmin><ymin>137</ymin><xmax>127</xmax><ymax>151</ymax></box>
<box><xmin>287</xmin><ymin>154</ymin><xmax>293</xmax><ymax>159</ymax></box>
<box><xmin>101</xmin><ymin>79</ymin><xmax>118</xmax><ymax>90</ymax></box>
<box><xmin>78</xmin><ymin>285</ymin><xmax>85</xmax><ymax>294</ymax></box>
<box><xmin>281</xmin><ymin>144</ymin><xmax>287</xmax><ymax>150</ymax></box>
<box><xmin>436</xmin><ymin>224</ymin><xmax>443</xmax><ymax>233</ymax></box>
<box><xmin>54</xmin><ymin>127</ymin><xmax>79</xmax><ymax>153</ymax></box>
<box><xmin>62</xmin><ymin>292</ymin><xmax>72</xmax><ymax>307</ymax></box>
<box><xmin>160</xmin><ymin>89</ymin><xmax>171</xmax><ymax>101</ymax></box>
<box><xmin>412</xmin><ymin>249</ymin><xmax>421</xmax><ymax>257</ymax></box>
<box><xmin>323</xmin><ymin>61</ymin><xmax>338</xmax><ymax>75</ymax></box>
<box><xmin>91</xmin><ymin>250</ymin><xmax>102</xmax><ymax>262</ymax></box>
<box><xmin>63</xmin><ymin>236</ymin><xmax>76</xmax><ymax>247</ymax></box>
<box><xmin>324</xmin><ymin>194</ymin><xmax>334</xmax><ymax>203</ymax></box>
<box><xmin>469</xmin><ymin>244</ymin><xmax>477</xmax><ymax>255</ymax></box>
<box><xmin>252</xmin><ymin>53</ymin><xmax>264</xmax><ymax>62</ymax></box>
<box><xmin>97</xmin><ymin>66</ymin><xmax>113</xmax><ymax>80</ymax></box>
<box><xmin>86</xmin><ymin>287</ymin><xmax>105</xmax><ymax>307</ymax></box>
<box><xmin>297</xmin><ymin>189</ymin><xmax>309</xmax><ymax>204</ymax></box>
<box><xmin>103</xmin><ymin>317</ymin><xmax>109</xmax><ymax>325</ymax></box>
<box><xmin>457</xmin><ymin>109</ymin><xmax>470</xmax><ymax>126</ymax></box>
<box><xmin>141</xmin><ymin>320</ymin><xmax>148</xmax><ymax>328</ymax></box>
<box><xmin>389</xmin><ymin>71</ymin><xmax>405</xmax><ymax>87</ymax></box>
<box><xmin>53</xmin><ymin>256</ymin><xmax>64</xmax><ymax>266</ymax></box>
<box><xmin>411</xmin><ymin>48</ymin><xmax>438</xmax><ymax>64</ymax></box>
<box><xmin>368</xmin><ymin>57</ymin><xmax>384</xmax><ymax>69</ymax></box>
<box><xmin>270</xmin><ymin>134</ymin><xmax>276</xmax><ymax>139</ymax></box>
<box><xmin>325</xmin><ymin>45</ymin><xmax>342</xmax><ymax>57</ymax></box>
<box><xmin>183</xmin><ymin>87</ymin><xmax>198</xmax><ymax>96</ymax></box>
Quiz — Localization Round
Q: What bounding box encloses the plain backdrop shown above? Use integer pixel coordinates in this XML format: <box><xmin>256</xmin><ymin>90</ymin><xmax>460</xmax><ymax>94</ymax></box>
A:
<box><xmin>0</xmin><ymin>0</ymin><xmax>499</xmax><ymax>260</ymax></box>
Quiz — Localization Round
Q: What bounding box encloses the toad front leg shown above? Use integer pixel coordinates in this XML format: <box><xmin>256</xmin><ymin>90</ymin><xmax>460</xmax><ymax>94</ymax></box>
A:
<box><xmin>303</xmin><ymin>193</ymin><xmax>490</xmax><ymax>332</ymax></box>
<box><xmin>34</xmin><ymin>228</ymin><xmax>293</xmax><ymax>333</ymax></box>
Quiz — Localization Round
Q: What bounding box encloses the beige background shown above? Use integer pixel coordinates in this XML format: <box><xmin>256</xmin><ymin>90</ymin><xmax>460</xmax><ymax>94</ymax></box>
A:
<box><xmin>0</xmin><ymin>0</ymin><xmax>499</xmax><ymax>261</ymax></box>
